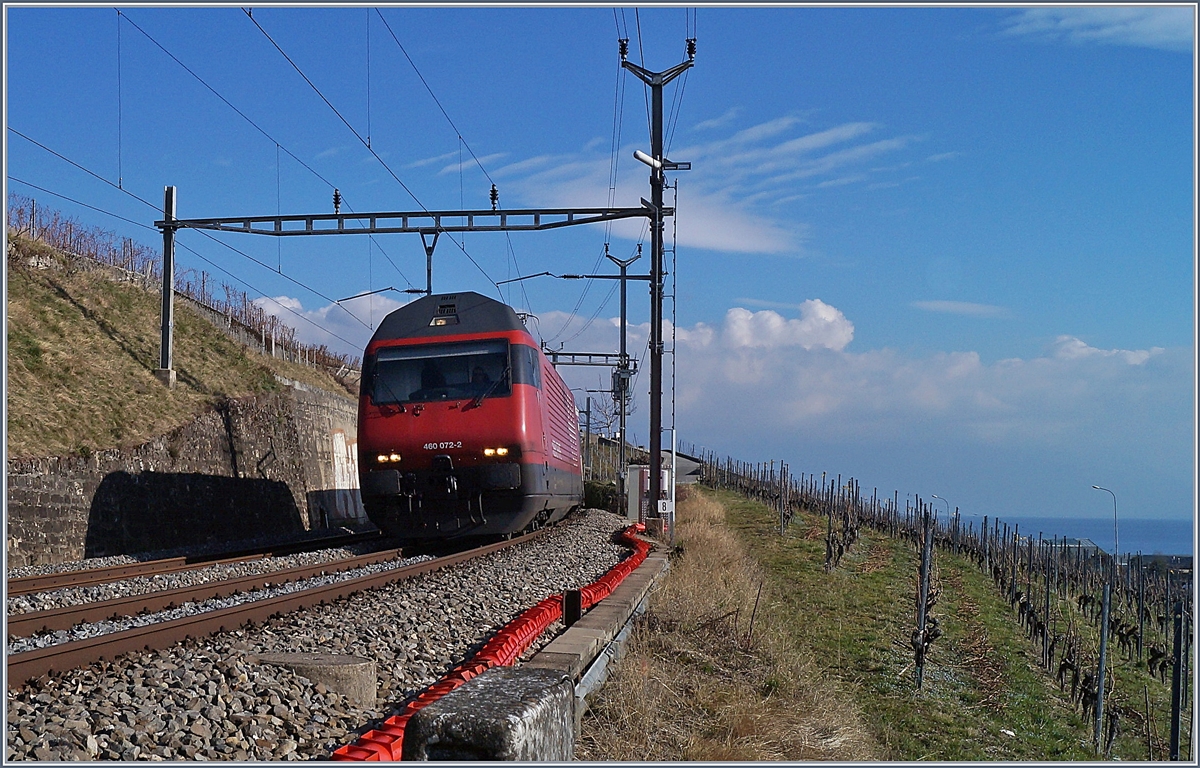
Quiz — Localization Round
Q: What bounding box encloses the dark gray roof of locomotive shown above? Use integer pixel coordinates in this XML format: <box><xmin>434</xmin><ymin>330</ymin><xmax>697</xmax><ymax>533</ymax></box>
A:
<box><xmin>370</xmin><ymin>292</ymin><xmax>528</xmax><ymax>343</ymax></box>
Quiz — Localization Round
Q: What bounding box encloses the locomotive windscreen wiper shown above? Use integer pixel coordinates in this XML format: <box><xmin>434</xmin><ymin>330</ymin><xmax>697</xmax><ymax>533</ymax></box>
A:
<box><xmin>466</xmin><ymin>363</ymin><xmax>510</xmax><ymax>410</ymax></box>
<box><xmin>371</xmin><ymin>363</ymin><xmax>407</xmax><ymax>412</ymax></box>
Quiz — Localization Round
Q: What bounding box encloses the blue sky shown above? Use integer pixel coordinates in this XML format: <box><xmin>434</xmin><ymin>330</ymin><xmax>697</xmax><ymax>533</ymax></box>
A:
<box><xmin>4</xmin><ymin>6</ymin><xmax>1195</xmax><ymax>545</ymax></box>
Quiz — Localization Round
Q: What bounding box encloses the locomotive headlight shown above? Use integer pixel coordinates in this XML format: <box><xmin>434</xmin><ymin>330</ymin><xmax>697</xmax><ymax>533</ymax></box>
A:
<box><xmin>389</xmin><ymin>452</ymin><xmax>402</xmax><ymax>463</ymax></box>
<box><xmin>376</xmin><ymin>453</ymin><xmax>402</xmax><ymax>464</ymax></box>
<box><xmin>376</xmin><ymin>454</ymin><xmax>389</xmax><ymax>463</ymax></box>
<box><xmin>483</xmin><ymin>448</ymin><xmax>497</xmax><ymax>457</ymax></box>
<box><xmin>483</xmin><ymin>446</ymin><xmax>511</xmax><ymax>458</ymax></box>
<box><xmin>495</xmin><ymin>447</ymin><xmax>509</xmax><ymax>456</ymax></box>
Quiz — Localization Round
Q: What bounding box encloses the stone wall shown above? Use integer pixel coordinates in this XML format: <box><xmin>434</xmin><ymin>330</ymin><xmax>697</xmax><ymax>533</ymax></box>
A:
<box><xmin>5</xmin><ymin>385</ymin><xmax>368</xmax><ymax>569</ymax></box>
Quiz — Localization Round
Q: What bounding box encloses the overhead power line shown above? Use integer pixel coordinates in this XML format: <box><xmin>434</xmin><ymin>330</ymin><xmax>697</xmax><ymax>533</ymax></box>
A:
<box><xmin>7</xmin><ymin>176</ymin><xmax>361</xmax><ymax>348</ymax></box>
<box><xmin>116</xmin><ymin>9</ymin><xmax>415</xmax><ymax>291</ymax></box>
<box><xmin>243</xmin><ymin>8</ymin><xmax>502</xmax><ymax>295</ymax></box>
<box><xmin>374</xmin><ymin>9</ymin><xmax>495</xmax><ymax>186</ymax></box>
<box><xmin>7</xmin><ymin>130</ymin><xmax>373</xmax><ymax>330</ymax></box>
<box><xmin>372</xmin><ymin>8</ymin><xmax>531</xmax><ymax>313</ymax></box>
<box><xmin>118</xmin><ymin>10</ymin><xmax>339</xmax><ymax>194</ymax></box>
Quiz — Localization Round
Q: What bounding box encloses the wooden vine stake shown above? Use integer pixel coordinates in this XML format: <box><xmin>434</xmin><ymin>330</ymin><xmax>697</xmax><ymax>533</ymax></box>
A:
<box><xmin>912</xmin><ymin>503</ymin><xmax>941</xmax><ymax>689</ymax></box>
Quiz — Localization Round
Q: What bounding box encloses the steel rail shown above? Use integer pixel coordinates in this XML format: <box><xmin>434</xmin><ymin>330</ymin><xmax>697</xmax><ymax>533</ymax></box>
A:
<box><xmin>7</xmin><ymin>531</ymin><xmax>543</xmax><ymax>689</ymax></box>
<box><xmin>6</xmin><ymin>532</ymin><xmax>382</xmax><ymax>597</ymax></box>
<box><xmin>7</xmin><ymin>545</ymin><xmax>416</xmax><ymax>638</ymax></box>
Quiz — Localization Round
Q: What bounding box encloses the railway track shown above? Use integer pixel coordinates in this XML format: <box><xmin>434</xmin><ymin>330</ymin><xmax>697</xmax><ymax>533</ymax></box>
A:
<box><xmin>7</xmin><ymin>532</ymin><xmax>542</xmax><ymax>688</ymax></box>
<box><xmin>5</xmin><ymin>530</ymin><xmax>382</xmax><ymax>597</ymax></box>
<box><xmin>7</xmin><ymin>544</ymin><xmax>415</xmax><ymax>638</ymax></box>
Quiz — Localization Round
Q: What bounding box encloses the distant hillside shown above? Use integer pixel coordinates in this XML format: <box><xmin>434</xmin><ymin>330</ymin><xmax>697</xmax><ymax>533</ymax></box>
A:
<box><xmin>5</xmin><ymin>231</ymin><xmax>358</xmax><ymax>460</ymax></box>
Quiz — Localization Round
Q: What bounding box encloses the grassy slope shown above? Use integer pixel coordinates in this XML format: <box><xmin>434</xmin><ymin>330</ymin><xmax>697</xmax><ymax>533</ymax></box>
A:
<box><xmin>719</xmin><ymin>488</ymin><xmax>1183</xmax><ymax>761</ymax></box>
<box><xmin>577</xmin><ymin>488</ymin><xmax>881</xmax><ymax>761</ymax></box>
<box><xmin>6</xmin><ymin>235</ymin><xmax>356</xmax><ymax>459</ymax></box>
<box><xmin>580</xmin><ymin>487</ymin><xmax>1184</xmax><ymax>760</ymax></box>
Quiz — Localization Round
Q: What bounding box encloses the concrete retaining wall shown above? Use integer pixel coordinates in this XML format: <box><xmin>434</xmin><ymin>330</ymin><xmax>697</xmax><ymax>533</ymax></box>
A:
<box><xmin>401</xmin><ymin>547</ymin><xmax>669</xmax><ymax>760</ymax></box>
<box><xmin>5</xmin><ymin>384</ymin><xmax>367</xmax><ymax>568</ymax></box>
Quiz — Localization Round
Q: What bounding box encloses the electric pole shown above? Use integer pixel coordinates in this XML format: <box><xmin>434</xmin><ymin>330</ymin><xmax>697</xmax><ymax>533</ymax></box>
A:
<box><xmin>621</xmin><ymin>36</ymin><xmax>694</xmax><ymax>526</ymax></box>
<box><xmin>605</xmin><ymin>245</ymin><xmax>640</xmax><ymax>505</ymax></box>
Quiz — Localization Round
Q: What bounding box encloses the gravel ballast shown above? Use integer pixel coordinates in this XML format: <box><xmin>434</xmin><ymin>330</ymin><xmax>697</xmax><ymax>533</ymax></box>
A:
<box><xmin>7</xmin><ymin>541</ymin><xmax>384</xmax><ymax>617</ymax></box>
<box><xmin>5</xmin><ymin>509</ymin><xmax>631</xmax><ymax>761</ymax></box>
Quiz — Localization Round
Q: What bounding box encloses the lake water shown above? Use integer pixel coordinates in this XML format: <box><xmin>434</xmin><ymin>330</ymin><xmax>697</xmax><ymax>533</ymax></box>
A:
<box><xmin>955</xmin><ymin>515</ymin><xmax>1194</xmax><ymax>557</ymax></box>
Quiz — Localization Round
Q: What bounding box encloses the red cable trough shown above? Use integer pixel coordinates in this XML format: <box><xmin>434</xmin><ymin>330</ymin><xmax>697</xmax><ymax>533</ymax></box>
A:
<box><xmin>331</xmin><ymin>523</ymin><xmax>651</xmax><ymax>761</ymax></box>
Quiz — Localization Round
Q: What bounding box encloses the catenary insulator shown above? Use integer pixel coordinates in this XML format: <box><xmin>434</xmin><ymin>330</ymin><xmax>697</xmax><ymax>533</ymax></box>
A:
<box><xmin>332</xmin><ymin>188</ymin><xmax>342</xmax><ymax>214</ymax></box>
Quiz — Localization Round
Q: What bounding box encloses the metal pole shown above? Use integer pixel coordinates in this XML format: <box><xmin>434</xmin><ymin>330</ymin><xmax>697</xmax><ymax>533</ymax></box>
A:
<box><xmin>646</xmin><ymin>70</ymin><xmax>666</xmax><ymax>522</ymax></box>
<box><xmin>669</xmin><ymin>427</ymin><xmax>677</xmax><ymax>546</ymax></box>
<box><xmin>1093</xmin><ymin>485</ymin><xmax>1118</xmax><ymax>578</ymax></box>
<box><xmin>607</xmin><ymin>250</ymin><xmax>638</xmax><ymax>506</ymax></box>
<box><xmin>1171</xmin><ymin>601</ymin><xmax>1184</xmax><ymax>760</ymax></box>
<box><xmin>618</xmin><ymin>256</ymin><xmax>627</xmax><ymax>503</ymax></box>
<box><xmin>156</xmin><ymin>185</ymin><xmax>177</xmax><ymax>387</ymax></box>
<box><xmin>1138</xmin><ymin>552</ymin><xmax>1145</xmax><ymax>660</ymax></box>
<box><xmin>584</xmin><ymin>396</ymin><xmax>591</xmax><ymax>481</ymax></box>
<box><xmin>1096</xmin><ymin>582</ymin><xmax>1111</xmax><ymax>752</ymax></box>
<box><xmin>622</xmin><ymin>46</ymin><xmax>693</xmax><ymax>528</ymax></box>
<box><xmin>419</xmin><ymin>230</ymin><xmax>439</xmax><ymax>296</ymax></box>
<box><xmin>1044</xmin><ymin>537</ymin><xmax>1052</xmax><ymax>669</ymax></box>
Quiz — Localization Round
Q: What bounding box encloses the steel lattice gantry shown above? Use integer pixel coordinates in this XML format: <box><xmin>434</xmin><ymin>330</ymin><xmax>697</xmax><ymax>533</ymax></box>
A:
<box><xmin>151</xmin><ymin>198</ymin><xmax>663</xmax><ymax>375</ymax></box>
<box><xmin>154</xmin><ymin>206</ymin><xmax>662</xmax><ymax>237</ymax></box>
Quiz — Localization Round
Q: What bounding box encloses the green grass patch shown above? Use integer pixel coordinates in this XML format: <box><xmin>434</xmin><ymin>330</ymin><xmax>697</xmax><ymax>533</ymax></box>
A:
<box><xmin>6</xmin><ymin>236</ymin><xmax>356</xmax><ymax>458</ymax></box>
<box><xmin>715</xmin><ymin>487</ymin><xmax>1138</xmax><ymax>760</ymax></box>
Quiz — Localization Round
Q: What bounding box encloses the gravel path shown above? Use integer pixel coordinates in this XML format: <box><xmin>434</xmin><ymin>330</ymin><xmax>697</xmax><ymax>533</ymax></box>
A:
<box><xmin>6</xmin><ymin>509</ymin><xmax>630</xmax><ymax>761</ymax></box>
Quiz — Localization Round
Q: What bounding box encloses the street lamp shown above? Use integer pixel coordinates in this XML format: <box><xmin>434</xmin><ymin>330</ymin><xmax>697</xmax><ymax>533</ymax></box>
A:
<box><xmin>1092</xmin><ymin>485</ymin><xmax>1118</xmax><ymax>569</ymax></box>
<box><xmin>931</xmin><ymin>494</ymin><xmax>950</xmax><ymax>520</ymax></box>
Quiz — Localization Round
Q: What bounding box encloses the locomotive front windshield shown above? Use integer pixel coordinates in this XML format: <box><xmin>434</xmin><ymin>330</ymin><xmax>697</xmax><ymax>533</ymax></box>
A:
<box><xmin>371</xmin><ymin>339</ymin><xmax>512</xmax><ymax>404</ymax></box>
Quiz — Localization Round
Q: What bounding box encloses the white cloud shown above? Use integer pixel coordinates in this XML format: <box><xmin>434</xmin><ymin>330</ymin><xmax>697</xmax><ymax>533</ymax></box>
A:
<box><xmin>913</xmin><ymin>300</ymin><xmax>1009</xmax><ymax>318</ymax></box>
<box><xmin>1051</xmin><ymin>335</ymin><xmax>1164</xmax><ymax>365</ymax></box>
<box><xmin>314</xmin><ymin>146</ymin><xmax>342</xmax><ymax>160</ymax></box>
<box><xmin>1001</xmin><ymin>7</ymin><xmax>1194</xmax><ymax>53</ymax></box>
<box><xmin>491</xmin><ymin>116</ymin><xmax>931</xmax><ymax>256</ymax></box>
<box><xmin>692</xmin><ymin>107</ymin><xmax>741</xmax><ymax>131</ymax></box>
<box><xmin>817</xmin><ymin>174</ymin><xmax>866</xmax><ymax>189</ymax></box>
<box><xmin>537</xmin><ymin>299</ymin><xmax>1188</xmax><ymax>533</ymax></box>
<box><xmin>926</xmin><ymin>151</ymin><xmax>962</xmax><ymax>163</ymax></box>
<box><xmin>405</xmin><ymin>150</ymin><xmax>459</xmax><ymax>169</ymax></box>
<box><xmin>437</xmin><ymin>152</ymin><xmax>509</xmax><ymax>176</ymax></box>
<box><xmin>252</xmin><ymin>292</ymin><xmax>411</xmax><ymax>357</ymax></box>
<box><xmin>544</xmin><ymin>300</ymin><xmax>1185</xmax><ymax>461</ymax></box>
<box><xmin>722</xmin><ymin>303</ymin><xmax>854</xmax><ymax>351</ymax></box>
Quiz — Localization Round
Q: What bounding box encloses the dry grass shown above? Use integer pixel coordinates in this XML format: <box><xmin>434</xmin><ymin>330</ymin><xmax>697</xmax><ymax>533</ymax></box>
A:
<box><xmin>6</xmin><ymin>239</ymin><xmax>356</xmax><ymax>459</ymax></box>
<box><xmin>575</xmin><ymin>489</ymin><xmax>880</xmax><ymax>761</ymax></box>
<box><xmin>943</xmin><ymin>570</ymin><xmax>1006</xmax><ymax>706</ymax></box>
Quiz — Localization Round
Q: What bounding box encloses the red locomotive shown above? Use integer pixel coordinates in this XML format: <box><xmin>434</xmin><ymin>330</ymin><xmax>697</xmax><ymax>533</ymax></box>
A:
<box><xmin>357</xmin><ymin>292</ymin><xmax>583</xmax><ymax>539</ymax></box>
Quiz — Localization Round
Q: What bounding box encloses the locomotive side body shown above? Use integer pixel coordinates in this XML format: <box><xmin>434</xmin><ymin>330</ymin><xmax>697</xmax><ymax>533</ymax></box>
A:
<box><xmin>357</xmin><ymin>292</ymin><xmax>583</xmax><ymax>538</ymax></box>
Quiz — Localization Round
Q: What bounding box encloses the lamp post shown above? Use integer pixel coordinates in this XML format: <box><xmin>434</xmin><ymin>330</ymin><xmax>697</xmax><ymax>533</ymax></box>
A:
<box><xmin>1092</xmin><ymin>485</ymin><xmax>1118</xmax><ymax>571</ymax></box>
<box><xmin>932</xmin><ymin>495</ymin><xmax>956</xmax><ymax>552</ymax></box>
<box><xmin>931</xmin><ymin>495</ymin><xmax>950</xmax><ymax>536</ymax></box>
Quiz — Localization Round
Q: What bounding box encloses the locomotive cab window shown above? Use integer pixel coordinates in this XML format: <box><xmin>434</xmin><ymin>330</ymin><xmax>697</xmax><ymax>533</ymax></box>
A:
<box><xmin>370</xmin><ymin>340</ymin><xmax>511</xmax><ymax>404</ymax></box>
<box><xmin>509</xmin><ymin>344</ymin><xmax>542</xmax><ymax>389</ymax></box>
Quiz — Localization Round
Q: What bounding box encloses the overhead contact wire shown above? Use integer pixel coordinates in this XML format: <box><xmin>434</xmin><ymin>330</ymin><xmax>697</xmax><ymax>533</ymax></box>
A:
<box><xmin>114</xmin><ymin>10</ymin><xmax>414</xmax><ymax>291</ymax></box>
<box><xmin>374</xmin><ymin>9</ymin><xmax>496</xmax><ymax>186</ymax></box>
<box><xmin>118</xmin><ymin>10</ymin><xmax>339</xmax><ymax>193</ymax></box>
<box><xmin>7</xmin><ymin>132</ymin><xmax>372</xmax><ymax>330</ymax></box>
<box><xmin>6</xmin><ymin>176</ymin><xmax>360</xmax><ymax>347</ymax></box>
<box><xmin>373</xmin><ymin>8</ymin><xmax>528</xmax><ymax>312</ymax></box>
<box><xmin>547</xmin><ymin>14</ymin><xmax>631</xmax><ymax>346</ymax></box>
<box><xmin>245</xmin><ymin>8</ymin><xmax>501</xmax><ymax>295</ymax></box>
